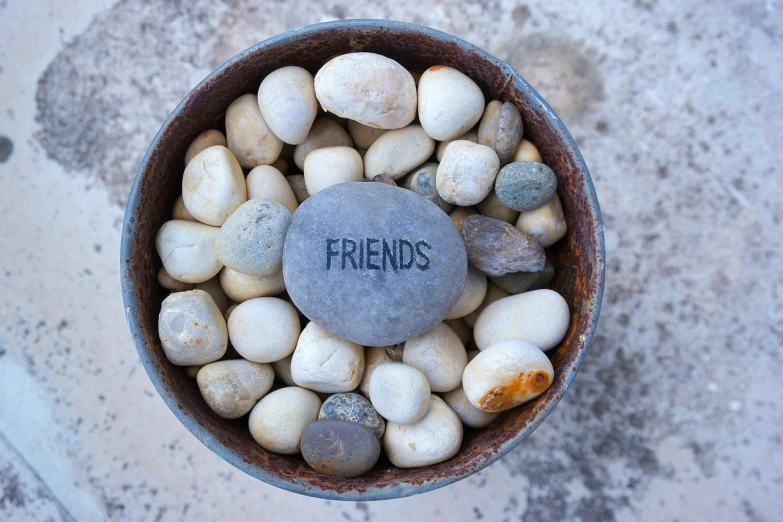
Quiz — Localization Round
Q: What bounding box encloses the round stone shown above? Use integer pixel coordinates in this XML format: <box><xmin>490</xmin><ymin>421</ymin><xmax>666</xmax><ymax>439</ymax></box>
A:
<box><xmin>495</xmin><ymin>161</ymin><xmax>558</xmax><ymax>212</ymax></box>
<box><xmin>512</xmin><ymin>138</ymin><xmax>543</xmax><ymax>163</ymax></box>
<box><xmin>476</xmin><ymin>189</ymin><xmax>519</xmax><ymax>224</ymax></box>
<box><xmin>219</xmin><ymin>267</ymin><xmax>285</xmax><ymax>302</ymax></box>
<box><xmin>257</xmin><ymin>66</ymin><xmax>318</xmax><ymax>145</ymax></box>
<box><xmin>157</xmin><ymin>266</ymin><xmax>194</xmax><ymax>291</ymax></box>
<box><xmin>158</xmin><ymin>290</ymin><xmax>227</xmax><ymax>366</ymax></box>
<box><xmin>293</xmin><ymin>116</ymin><xmax>353</xmax><ymax>170</ymax></box>
<box><xmin>248</xmin><ymin>387</ymin><xmax>321</xmax><ymax>454</ymax></box>
<box><xmin>196</xmin><ymin>359</ymin><xmax>274</xmax><ymax>419</ymax></box>
<box><xmin>215</xmin><ymin>199</ymin><xmax>291</xmax><ymax>277</ymax></box>
<box><xmin>358</xmin><ymin>345</ymin><xmax>403</xmax><ymax>397</ymax></box>
<box><xmin>403</xmin><ymin>163</ymin><xmax>453</xmax><ymax>213</ymax></box>
<box><xmin>156</xmin><ymin>220</ymin><xmax>221</xmax><ymax>284</ymax></box>
<box><xmin>363</xmin><ymin>124</ymin><xmax>435</xmax><ymax>180</ymax></box>
<box><xmin>347</xmin><ymin>119</ymin><xmax>387</xmax><ymax>149</ymax></box>
<box><xmin>437</xmin><ymin>141</ymin><xmax>500</xmax><ymax>206</ymax></box>
<box><xmin>441</xmin><ymin>384</ymin><xmax>499</xmax><ymax>428</ymax></box>
<box><xmin>304</xmin><ymin>146</ymin><xmax>363</xmax><ymax>195</ymax></box>
<box><xmin>444</xmin><ymin>266</ymin><xmax>487</xmax><ymax>320</ymax></box>
<box><xmin>403</xmin><ymin>322</ymin><xmax>467</xmax><ymax>392</ymax></box>
<box><xmin>319</xmin><ymin>392</ymin><xmax>385</xmax><ymax>439</ymax></box>
<box><xmin>282</xmin><ymin>182</ymin><xmax>467</xmax><ymax>346</ymax></box>
<box><xmin>225</xmin><ymin>94</ymin><xmax>283</xmax><ymax>168</ymax></box>
<box><xmin>460</xmin><ymin>215</ymin><xmax>546</xmax><ymax>276</ymax></box>
<box><xmin>369</xmin><ymin>363</ymin><xmax>431</xmax><ymax>425</ymax></box>
<box><xmin>515</xmin><ymin>193</ymin><xmax>568</xmax><ymax>248</ymax></box>
<box><xmin>418</xmin><ymin>66</ymin><xmax>485</xmax><ymax>141</ymax></box>
<box><xmin>463</xmin><ymin>282</ymin><xmax>509</xmax><ymax>328</ymax></box>
<box><xmin>290</xmin><ymin>322</ymin><xmax>364</xmax><ymax>393</ymax></box>
<box><xmin>195</xmin><ymin>275</ymin><xmax>231</xmax><ymax>314</ymax></box>
<box><xmin>227</xmin><ymin>297</ymin><xmax>300</xmax><ymax>363</ymax></box>
<box><xmin>246</xmin><ymin>165</ymin><xmax>298</xmax><ymax>214</ymax></box>
<box><xmin>301</xmin><ymin>420</ymin><xmax>380</xmax><ymax>478</ymax></box>
<box><xmin>184</xmin><ymin>129</ymin><xmax>226</xmax><ymax>166</ymax></box>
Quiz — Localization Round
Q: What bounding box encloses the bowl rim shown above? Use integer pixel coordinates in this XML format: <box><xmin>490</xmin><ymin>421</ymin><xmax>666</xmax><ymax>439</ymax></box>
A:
<box><xmin>121</xmin><ymin>18</ymin><xmax>605</xmax><ymax>500</ymax></box>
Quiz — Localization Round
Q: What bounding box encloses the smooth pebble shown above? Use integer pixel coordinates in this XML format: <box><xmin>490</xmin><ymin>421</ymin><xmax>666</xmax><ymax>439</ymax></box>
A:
<box><xmin>248</xmin><ymin>387</ymin><xmax>321</xmax><ymax>454</ymax></box>
<box><xmin>512</xmin><ymin>138</ymin><xmax>543</xmax><ymax>163</ymax></box>
<box><xmin>418</xmin><ymin>66</ymin><xmax>485</xmax><ymax>141</ymax></box>
<box><xmin>182</xmin><ymin>145</ymin><xmax>247</xmax><ymax>226</ymax></box>
<box><xmin>219</xmin><ymin>267</ymin><xmax>285</xmax><ymax>302</ymax></box>
<box><xmin>463</xmin><ymin>282</ymin><xmax>509</xmax><ymax>328</ymax></box>
<box><xmin>157</xmin><ymin>266</ymin><xmax>194</xmax><ymax>291</ymax></box>
<box><xmin>197</xmin><ymin>359</ymin><xmax>274</xmax><ymax>419</ymax></box>
<box><xmin>158</xmin><ymin>290</ymin><xmax>227</xmax><ymax>366</ymax></box>
<box><xmin>369</xmin><ymin>363</ymin><xmax>431</xmax><ymax>425</ymax></box>
<box><xmin>515</xmin><ymin>193</ymin><xmax>568</xmax><ymax>248</ymax></box>
<box><xmin>171</xmin><ymin>195</ymin><xmax>196</xmax><ymax>221</ymax></box>
<box><xmin>441</xmin><ymin>385</ymin><xmax>499</xmax><ymax>428</ymax></box>
<box><xmin>383</xmin><ymin>394</ymin><xmax>462</xmax><ymax>467</ymax></box>
<box><xmin>460</xmin><ymin>215</ymin><xmax>546</xmax><ymax>276</ymax></box>
<box><xmin>258</xmin><ymin>66</ymin><xmax>318</xmax><ymax>145</ymax></box>
<box><xmin>473</xmin><ymin>289</ymin><xmax>570</xmax><ymax>351</ymax></box>
<box><xmin>449</xmin><ymin>206</ymin><xmax>477</xmax><ymax>233</ymax></box>
<box><xmin>436</xmin><ymin>141</ymin><xmax>500</xmax><ymax>206</ymax></box>
<box><xmin>490</xmin><ymin>262</ymin><xmax>555</xmax><ymax>295</ymax></box>
<box><xmin>286</xmin><ymin>174</ymin><xmax>310</xmax><ymax>204</ymax></box>
<box><xmin>358</xmin><ymin>345</ymin><xmax>403</xmax><ymax>397</ymax></box>
<box><xmin>478</xmin><ymin>100</ymin><xmax>523</xmax><ymax>164</ymax></box>
<box><xmin>403</xmin><ymin>163</ymin><xmax>453</xmax><ymax>213</ymax></box>
<box><xmin>156</xmin><ymin>220</ymin><xmax>221</xmax><ymax>284</ymax></box>
<box><xmin>195</xmin><ymin>275</ymin><xmax>231</xmax><ymax>314</ymax></box>
<box><xmin>435</xmin><ymin>130</ymin><xmax>478</xmax><ymax>162</ymax></box>
<box><xmin>227</xmin><ymin>297</ymin><xmax>300</xmax><ymax>362</ymax></box>
<box><xmin>225</xmin><ymin>94</ymin><xmax>283</xmax><ymax>168</ymax></box>
<box><xmin>271</xmin><ymin>353</ymin><xmax>296</xmax><ymax>386</ymax></box>
<box><xmin>293</xmin><ymin>116</ymin><xmax>353</xmax><ymax>170</ymax></box>
<box><xmin>495</xmin><ymin>161</ymin><xmax>557</xmax><ymax>212</ymax></box>
<box><xmin>347</xmin><ymin>120</ymin><xmax>387</xmax><ymax>149</ymax></box>
<box><xmin>301</xmin><ymin>420</ymin><xmax>380</xmax><ymax>477</ymax></box>
<box><xmin>445</xmin><ymin>266</ymin><xmax>487</xmax><ymax>320</ymax></box>
<box><xmin>363</xmin><ymin>124</ymin><xmax>435</xmax><ymax>180</ymax></box>
<box><xmin>403</xmin><ymin>322</ymin><xmax>467</xmax><ymax>392</ymax></box>
<box><xmin>291</xmin><ymin>322</ymin><xmax>364</xmax><ymax>393</ymax></box>
<box><xmin>304</xmin><ymin>146</ymin><xmax>363</xmax><ymax>195</ymax></box>
<box><xmin>476</xmin><ymin>189</ymin><xmax>519</xmax><ymax>224</ymax></box>
<box><xmin>246</xmin><ymin>165</ymin><xmax>298</xmax><ymax>214</ymax></box>
<box><xmin>462</xmin><ymin>339</ymin><xmax>554</xmax><ymax>412</ymax></box>
<box><xmin>184</xmin><ymin>129</ymin><xmax>227</xmax><ymax>166</ymax></box>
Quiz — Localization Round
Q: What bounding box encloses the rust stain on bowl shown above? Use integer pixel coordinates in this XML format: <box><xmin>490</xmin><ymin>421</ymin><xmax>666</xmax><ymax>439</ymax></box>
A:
<box><xmin>120</xmin><ymin>19</ymin><xmax>604</xmax><ymax>500</ymax></box>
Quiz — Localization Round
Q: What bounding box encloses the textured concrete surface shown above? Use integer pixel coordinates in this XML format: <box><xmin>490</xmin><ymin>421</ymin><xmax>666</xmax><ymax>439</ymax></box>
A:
<box><xmin>1</xmin><ymin>0</ymin><xmax>782</xmax><ymax>520</ymax></box>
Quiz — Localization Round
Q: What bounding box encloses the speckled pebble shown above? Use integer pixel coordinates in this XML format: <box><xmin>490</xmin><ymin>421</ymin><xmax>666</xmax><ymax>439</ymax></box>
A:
<box><xmin>158</xmin><ymin>290</ymin><xmax>227</xmax><ymax>366</ymax></box>
<box><xmin>495</xmin><ymin>161</ymin><xmax>557</xmax><ymax>212</ymax></box>
<box><xmin>478</xmin><ymin>101</ymin><xmax>523</xmax><ymax>164</ymax></box>
<box><xmin>490</xmin><ymin>262</ymin><xmax>555</xmax><ymax>295</ymax></box>
<box><xmin>301</xmin><ymin>420</ymin><xmax>381</xmax><ymax>477</ymax></box>
<box><xmin>197</xmin><ymin>359</ymin><xmax>274</xmax><ymax>419</ymax></box>
<box><xmin>403</xmin><ymin>163</ymin><xmax>453</xmax><ymax>213</ymax></box>
<box><xmin>286</xmin><ymin>174</ymin><xmax>310</xmax><ymax>204</ymax></box>
<box><xmin>319</xmin><ymin>392</ymin><xmax>385</xmax><ymax>439</ymax></box>
<box><xmin>215</xmin><ymin>199</ymin><xmax>291</xmax><ymax>277</ymax></box>
<box><xmin>460</xmin><ymin>215</ymin><xmax>546</xmax><ymax>276</ymax></box>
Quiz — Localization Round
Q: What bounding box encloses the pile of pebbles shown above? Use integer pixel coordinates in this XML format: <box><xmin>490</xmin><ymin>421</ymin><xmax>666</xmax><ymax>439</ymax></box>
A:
<box><xmin>155</xmin><ymin>52</ymin><xmax>570</xmax><ymax>478</ymax></box>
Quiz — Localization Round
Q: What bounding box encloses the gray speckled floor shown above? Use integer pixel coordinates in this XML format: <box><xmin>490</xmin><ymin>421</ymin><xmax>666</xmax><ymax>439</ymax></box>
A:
<box><xmin>1</xmin><ymin>1</ymin><xmax>782</xmax><ymax>521</ymax></box>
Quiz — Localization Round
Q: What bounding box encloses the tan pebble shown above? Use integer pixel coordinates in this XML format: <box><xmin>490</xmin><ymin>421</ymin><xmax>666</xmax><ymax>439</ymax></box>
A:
<box><xmin>418</xmin><ymin>66</ymin><xmax>485</xmax><ymax>140</ymax></box>
<box><xmin>441</xmin><ymin>385</ymin><xmax>499</xmax><ymax>428</ymax></box>
<box><xmin>182</xmin><ymin>145</ymin><xmax>247</xmax><ymax>226</ymax></box>
<box><xmin>476</xmin><ymin>189</ymin><xmax>519</xmax><ymax>224</ymax></box>
<box><xmin>171</xmin><ymin>195</ymin><xmax>196</xmax><ymax>221</ymax></box>
<box><xmin>303</xmin><ymin>146</ymin><xmax>363</xmax><ymax>195</ymax></box>
<box><xmin>258</xmin><ymin>66</ymin><xmax>318</xmax><ymax>145</ymax></box>
<box><xmin>271</xmin><ymin>353</ymin><xmax>296</xmax><ymax>386</ymax></box>
<box><xmin>435</xmin><ymin>130</ymin><xmax>478</xmax><ymax>162</ymax></box>
<box><xmin>158</xmin><ymin>290</ymin><xmax>227</xmax><ymax>366</ymax></box>
<box><xmin>248</xmin><ymin>387</ymin><xmax>321</xmax><ymax>454</ymax></box>
<box><xmin>197</xmin><ymin>359</ymin><xmax>274</xmax><ymax>418</ymax></box>
<box><xmin>347</xmin><ymin>119</ymin><xmax>387</xmax><ymax>149</ymax></box>
<box><xmin>358</xmin><ymin>345</ymin><xmax>403</xmax><ymax>397</ymax></box>
<box><xmin>403</xmin><ymin>322</ymin><xmax>467</xmax><ymax>392</ymax></box>
<box><xmin>185</xmin><ymin>365</ymin><xmax>202</xmax><ymax>378</ymax></box>
<box><xmin>157</xmin><ymin>266</ymin><xmax>195</xmax><ymax>291</ymax></box>
<box><xmin>315</xmin><ymin>53</ymin><xmax>417</xmax><ymax>129</ymax></box>
<box><xmin>291</xmin><ymin>322</ymin><xmax>364</xmax><ymax>393</ymax></box>
<box><xmin>225</xmin><ymin>94</ymin><xmax>283</xmax><ymax>168</ymax></box>
<box><xmin>184</xmin><ymin>129</ymin><xmax>227</xmax><ymax>166</ymax></box>
<box><xmin>293</xmin><ymin>116</ymin><xmax>353</xmax><ymax>170</ymax></box>
<box><xmin>515</xmin><ymin>193</ymin><xmax>567</xmax><ymax>247</ymax></box>
<box><xmin>462</xmin><ymin>340</ymin><xmax>553</xmax><ymax>412</ymax></box>
<box><xmin>271</xmin><ymin>158</ymin><xmax>289</xmax><ymax>175</ymax></box>
<box><xmin>155</xmin><ymin>220</ymin><xmax>222</xmax><ymax>284</ymax></box>
<box><xmin>463</xmin><ymin>282</ymin><xmax>509</xmax><ymax>328</ymax></box>
<box><xmin>227</xmin><ymin>297</ymin><xmax>300</xmax><ymax>363</ymax></box>
<box><xmin>246</xmin><ymin>165</ymin><xmax>298</xmax><ymax>214</ymax></box>
<box><xmin>383</xmin><ymin>394</ymin><xmax>462</xmax><ymax>467</ymax></box>
<box><xmin>219</xmin><ymin>267</ymin><xmax>285</xmax><ymax>302</ymax></box>
<box><xmin>449</xmin><ymin>206</ymin><xmax>477</xmax><ymax>233</ymax></box>
<box><xmin>473</xmin><ymin>289</ymin><xmax>570</xmax><ymax>351</ymax></box>
<box><xmin>195</xmin><ymin>275</ymin><xmax>231</xmax><ymax>314</ymax></box>
<box><xmin>512</xmin><ymin>139</ymin><xmax>543</xmax><ymax>163</ymax></box>
<box><xmin>436</xmin><ymin>141</ymin><xmax>500</xmax><ymax>206</ymax></box>
<box><xmin>445</xmin><ymin>266</ymin><xmax>487</xmax><ymax>319</ymax></box>
<box><xmin>363</xmin><ymin>124</ymin><xmax>435</xmax><ymax>180</ymax></box>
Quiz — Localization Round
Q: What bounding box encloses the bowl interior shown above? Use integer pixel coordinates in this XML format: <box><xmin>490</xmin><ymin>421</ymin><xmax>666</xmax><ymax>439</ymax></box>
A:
<box><xmin>121</xmin><ymin>20</ymin><xmax>604</xmax><ymax>500</ymax></box>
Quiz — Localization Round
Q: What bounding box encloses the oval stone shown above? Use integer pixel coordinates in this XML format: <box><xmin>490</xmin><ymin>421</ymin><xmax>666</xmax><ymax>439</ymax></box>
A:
<box><xmin>301</xmin><ymin>420</ymin><xmax>381</xmax><ymax>478</ymax></box>
<box><xmin>283</xmin><ymin>182</ymin><xmax>467</xmax><ymax>346</ymax></box>
<box><xmin>319</xmin><ymin>392</ymin><xmax>385</xmax><ymax>439</ymax></box>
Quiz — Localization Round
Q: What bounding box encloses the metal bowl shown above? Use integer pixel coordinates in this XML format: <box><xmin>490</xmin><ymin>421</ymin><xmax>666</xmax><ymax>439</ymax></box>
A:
<box><xmin>121</xmin><ymin>19</ymin><xmax>605</xmax><ymax>500</ymax></box>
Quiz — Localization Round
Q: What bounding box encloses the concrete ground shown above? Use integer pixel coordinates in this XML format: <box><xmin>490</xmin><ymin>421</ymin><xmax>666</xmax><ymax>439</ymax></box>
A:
<box><xmin>1</xmin><ymin>0</ymin><xmax>781</xmax><ymax>520</ymax></box>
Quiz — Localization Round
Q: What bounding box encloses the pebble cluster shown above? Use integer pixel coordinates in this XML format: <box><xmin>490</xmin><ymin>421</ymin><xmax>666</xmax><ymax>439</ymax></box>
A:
<box><xmin>154</xmin><ymin>53</ymin><xmax>571</xmax><ymax>478</ymax></box>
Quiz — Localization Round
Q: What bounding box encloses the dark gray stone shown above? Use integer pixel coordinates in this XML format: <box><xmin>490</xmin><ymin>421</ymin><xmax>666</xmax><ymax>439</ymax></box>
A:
<box><xmin>215</xmin><ymin>199</ymin><xmax>291</xmax><ymax>276</ymax></box>
<box><xmin>495</xmin><ymin>161</ymin><xmax>557</xmax><ymax>211</ymax></box>
<box><xmin>490</xmin><ymin>262</ymin><xmax>556</xmax><ymax>294</ymax></box>
<box><xmin>301</xmin><ymin>420</ymin><xmax>380</xmax><ymax>478</ymax></box>
<box><xmin>286</xmin><ymin>174</ymin><xmax>310</xmax><ymax>204</ymax></box>
<box><xmin>461</xmin><ymin>215</ymin><xmax>546</xmax><ymax>276</ymax></box>
<box><xmin>283</xmin><ymin>182</ymin><xmax>467</xmax><ymax>346</ymax></box>
<box><xmin>319</xmin><ymin>392</ymin><xmax>385</xmax><ymax>439</ymax></box>
<box><xmin>403</xmin><ymin>163</ymin><xmax>454</xmax><ymax>213</ymax></box>
<box><xmin>479</xmin><ymin>101</ymin><xmax>523</xmax><ymax>164</ymax></box>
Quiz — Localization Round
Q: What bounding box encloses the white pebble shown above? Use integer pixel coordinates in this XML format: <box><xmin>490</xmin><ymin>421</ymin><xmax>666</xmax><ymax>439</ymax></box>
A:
<box><xmin>418</xmin><ymin>66</ymin><xmax>485</xmax><ymax>141</ymax></box>
<box><xmin>473</xmin><ymin>289</ymin><xmax>570</xmax><ymax>351</ymax></box>
<box><xmin>158</xmin><ymin>290</ymin><xmax>227</xmax><ymax>366</ymax></box>
<box><xmin>358</xmin><ymin>345</ymin><xmax>403</xmax><ymax>397</ymax></box>
<box><xmin>463</xmin><ymin>339</ymin><xmax>554</xmax><ymax>412</ymax></box>
<box><xmin>155</xmin><ymin>220</ymin><xmax>222</xmax><ymax>284</ymax></box>
<box><xmin>515</xmin><ymin>193</ymin><xmax>567</xmax><ymax>248</ymax></box>
<box><xmin>445</xmin><ymin>266</ymin><xmax>487</xmax><ymax>320</ymax></box>
<box><xmin>227</xmin><ymin>297</ymin><xmax>300</xmax><ymax>363</ymax></box>
<box><xmin>436</xmin><ymin>130</ymin><xmax>478</xmax><ymax>162</ymax></box>
<box><xmin>225</xmin><ymin>94</ymin><xmax>283</xmax><ymax>168</ymax></box>
<box><xmin>369</xmin><ymin>363</ymin><xmax>431</xmax><ymax>424</ymax></box>
<box><xmin>383</xmin><ymin>394</ymin><xmax>462</xmax><ymax>467</ymax></box>
<box><xmin>463</xmin><ymin>282</ymin><xmax>509</xmax><ymax>328</ymax></box>
<box><xmin>291</xmin><ymin>322</ymin><xmax>365</xmax><ymax>393</ymax></box>
<box><xmin>157</xmin><ymin>266</ymin><xmax>194</xmax><ymax>291</ymax></box>
<box><xmin>303</xmin><ymin>146</ymin><xmax>363</xmax><ymax>195</ymax></box>
<box><xmin>441</xmin><ymin>385</ymin><xmax>499</xmax><ymax>428</ymax></box>
<box><xmin>293</xmin><ymin>116</ymin><xmax>353</xmax><ymax>170</ymax></box>
<box><xmin>197</xmin><ymin>360</ymin><xmax>274</xmax><ymax>419</ymax></box>
<box><xmin>219</xmin><ymin>267</ymin><xmax>285</xmax><ymax>302</ymax></box>
<box><xmin>248</xmin><ymin>387</ymin><xmax>321</xmax><ymax>454</ymax></box>
<box><xmin>363</xmin><ymin>125</ymin><xmax>435</xmax><ymax>180</ymax></box>
<box><xmin>246</xmin><ymin>165</ymin><xmax>298</xmax><ymax>214</ymax></box>
<box><xmin>437</xmin><ymin>141</ymin><xmax>500</xmax><ymax>206</ymax></box>
<box><xmin>403</xmin><ymin>322</ymin><xmax>467</xmax><ymax>392</ymax></box>
<box><xmin>184</xmin><ymin>129</ymin><xmax>227</xmax><ymax>166</ymax></box>
<box><xmin>258</xmin><ymin>66</ymin><xmax>318</xmax><ymax>145</ymax></box>
<box><xmin>315</xmin><ymin>53</ymin><xmax>417</xmax><ymax>129</ymax></box>
<box><xmin>182</xmin><ymin>145</ymin><xmax>247</xmax><ymax>226</ymax></box>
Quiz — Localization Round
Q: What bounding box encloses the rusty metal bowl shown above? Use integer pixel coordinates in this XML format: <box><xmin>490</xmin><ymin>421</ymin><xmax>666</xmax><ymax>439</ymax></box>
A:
<box><xmin>121</xmin><ymin>19</ymin><xmax>605</xmax><ymax>500</ymax></box>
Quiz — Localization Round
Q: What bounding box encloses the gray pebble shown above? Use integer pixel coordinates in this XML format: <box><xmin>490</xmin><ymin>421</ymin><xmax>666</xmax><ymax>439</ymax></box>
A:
<box><xmin>286</xmin><ymin>174</ymin><xmax>310</xmax><ymax>204</ymax></box>
<box><xmin>215</xmin><ymin>199</ymin><xmax>292</xmax><ymax>277</ymax></box>
<box><xmin>495</xmin><ymin>161</ymin><xmax>557</xmax><ymax>211</ymax></box>
<box><xmin>478</xmin><ymin>100</ymin><xmax>523</xmax><ymax>164</ymax></box>
<box><xmin>282</xmin><ymin>182</ymin><xmax>467</xmax><ymax>346</ymax></box>
<box><xmin>403</xmin><ymin>163</ymin><xmax>454</xmax><ymax>213</ymax></box>
<box><xmin>319</xmin><ymin>393</ymin><xmax>385</xmax><ymax>439</ymax></box>
<box><xmin>301</xmin><ymin>420</ymin><xmax>381</xmax><ymax>478</ymax></box>
<box><xmin>460</xmin><ymin>215</ymin><xmax>546</xmax><ymax>276</ymax></box>
<box><xmin>490</xmin><ymin>262</ymin><xmax>555</xmax><ymax>294</ymax></box>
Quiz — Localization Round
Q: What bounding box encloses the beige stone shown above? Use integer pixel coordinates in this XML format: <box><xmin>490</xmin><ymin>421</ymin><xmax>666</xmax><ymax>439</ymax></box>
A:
<box><xmin>445</xmin><ymin>266</ymin><xmax>487</xmax><ymax>320</ymax></box>
<box><xmin>363</xmin><ymin>124</ymin><xmax>435</xmax><ymax>180</ymax></box>
<box><xmin>227</xmin><ymin>297</ymin><xmax>300</xmax><ymax>363</ymax></box>
<box><xmin>358</xmin><ymin>345</ymin><xmax>404</xmax><ymax>397</ymax></box>
<box><xmin>225</xmin><ymin>93</ymin><xmax>283</xmax><ymax>168</ymax></box>
<box><xmin>157</xmin><ymin>266</ymin><xmax>194</xmax><ymax>291</ymax></box>
<box><xmin>195</xmin><ymin>275</ymin><xmax>231</xmax><ymax>314</ymax></box>
<box><xmin>291</xmin><ymin>322</ymin><xmax>364</xmax><ymax>393</ymax></box>
<box><xmin>369</xmin><ymin>363</ymin><xmax>430</xmax><ymax>424</ymax></box>
<box><xmin>184</xmin><ymin>129</ymin><xmax>227</xmax><ymax>166</ymax></box>
<box><xmin>403</xmin><ymin>322</ymin><xmax>467</xmax><ymax>392</ymax></box>
<box><xmin>171</xmin><ymin>195</ymin><xmax>196</xmax><ymax>221</ymax></box>
<box><xmin>219</xmin><ymin>267</ymin><xmax>285</xmax><ymax>302</ymax></box>
<box><xmin>248</xmin><ymin>387</ymin><xmax>321</xmax><ymax>454</ymax></box>
<box><xmin>158</xmin><ymin>290</ymin><xmax>227</xmax><ymax>366</ymax></box>
<box><xmin>293</xmin><ymin>116</ymin><xmax>353</xmax><ymax>170</ymax></box>
<box><xmin>246</xmin><ymin>165</ymin><xmax>298</xmax><ymax>214</ymax></box>
<box><xmin>182</xmin><ymin>145</ymin><xmax>247</xmax><ymax>226</ymax></box>
<box><xmin>437</xmin><ymin>141</ymin><xmax>500</xmax><ymax>206</ymax></box>
<box><xmin>197</xmin><ymin>360</ymin><xmax>274</xmax><ymax>419</ymax></box>
<box><xmin>435</xmin><ymin>130</ymin><xmax>478</xmax><ymax>162</ymax></box>
<box><xmin>512</xmin><ymin>138</ymin><xmax>543</xmax><ymax>163</ymax></box>
<box><xmin>463</xmin><ymin>282</ymin><xmax>510</xmax><ymax>328</ymax></box>
<box><xmin>155</xmin><ymin>220</ymin><xmax>222</xmax><ymax>284</ymax></box>
<box><xmin>258</xmin><ymin>66</ymin><xmax>318</xmax><ymax>145</ymax></box>
<box><xmin>303</xmin><ymin>146</ymin><xmax>363</xmax><ymax>195</ymax></box>
<box><xmin>476</xmin><ymin>189</ymin><xmax>519</xmax><ymax>224</ymax></box>
<box><xmin>347</xmin><ymin>119</ymin><xmax>387</xmax><ymax>149</ymax></box>
<box><xmin>418</xmin><ymin>66</ymin><xmax>485</xmax><ymax>140</ymax></box>
<box><xmin>441</xmin><ymin>384</ymin><xmax>498</xmax><ymax>428</ymax></box>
